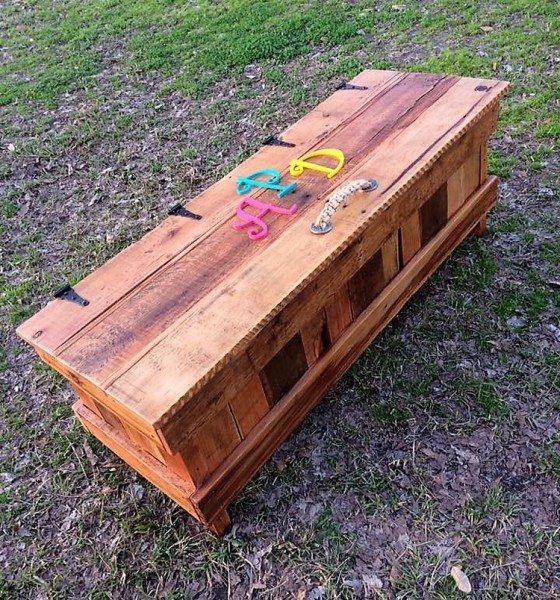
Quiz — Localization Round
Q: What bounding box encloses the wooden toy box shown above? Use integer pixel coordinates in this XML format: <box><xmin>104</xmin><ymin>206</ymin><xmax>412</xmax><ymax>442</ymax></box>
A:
<box><xmin>17</xmin><ymin>70</ymin><xmax>509</xmax><ymax>534</ymax></box>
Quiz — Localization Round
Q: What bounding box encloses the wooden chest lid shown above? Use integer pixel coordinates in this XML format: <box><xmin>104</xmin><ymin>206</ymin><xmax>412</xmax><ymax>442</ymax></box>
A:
<box><xmin>17</xmin><ymin>70</ymin><xmax>509</xmax><ymax>434</ymax></box>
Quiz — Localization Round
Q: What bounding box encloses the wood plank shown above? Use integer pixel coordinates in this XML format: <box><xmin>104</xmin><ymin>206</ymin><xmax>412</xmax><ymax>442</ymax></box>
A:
<box><xmin>17</xmin><ymin>70</ymin><xmax>402</xmax><ymax>356</ymax></box>
<box><xmin>178</xmin><ymin>403</ymin><xmax>242</xmax><ymax>487</ymax></box>
<box><xmin>399</xmin><ymin>210</ymin><xmax>422</xmax><ymax>266</ymax></box>
<box><xmin>301</xmin><ymin>309</ymin><xmax>329</xmax><ymax>367</ymax></box>
<box><xmin>480</xmin><ymin>140</ymin><xmax>489</xmax><ymax>183</ymax></box>
<box><xmin>260</xmin><ymin>333</ymin><xmax>308</xmax><ymax>405</ymax></box>
<box><xmin>382</xmin><ymin>230</ymin><xmax>400</xmax><ymax>282</ymax></box>
<box><xmin>108</xmin><ymin>78</ymin><xmax>507</xmax><ymax>436</ymax></box>
<box><xmin>447</xmin><ymin>150</ymin><xmax>481</xmax><ymax>218</ymax></box>
<box><xmin>193</xmin><ymin>176</ymin><xmax>498</xmax><ymax>523</ymax></box>
<box><xmin>55</xmin><ymin>73</ymin><xmax>457</xmax><ymax>386</ymax></box>
<box><xmin>325</xmin><ymin>284</ymin><xmax>353</xmax><ymax>342</ymax></box>
<box><xmin>229</xmin><ymin>375</ymin><xmax>270</xmax><ymax>438</ymax></box>
<box><xmin>73</xmin><ymin>402</ymin><xmax>200</xmax><ymax>520</ymax></box>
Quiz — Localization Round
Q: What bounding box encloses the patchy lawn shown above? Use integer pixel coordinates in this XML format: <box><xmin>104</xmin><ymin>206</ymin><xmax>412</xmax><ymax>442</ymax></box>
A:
<box><xmin>1</xmin><ymin>0</ymin><xmax>559</xmax><ymax>598</ymax></box>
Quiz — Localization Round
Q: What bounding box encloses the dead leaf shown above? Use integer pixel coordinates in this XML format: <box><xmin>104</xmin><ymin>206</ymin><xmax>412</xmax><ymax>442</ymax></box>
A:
<box><xmin>389</xmin><ymin>564</ymin><xmax>401</xmax><ymax>587</ymax></box>
<box><xmin>67</xmin><ymin>163</ymin><xmax>74</xmax><ymax>176</ymax></box>
<box><xmin>276</xmin><ymin>459</ymin><xmax>287</xmax><ymax>472</ymax></box>
<box><xmin>492</xmin><ymin>62</ymin><xmax>498</xmax><ymax>71</ymax></box>
<box><xmin>480</xmin><ymin>26</ymin><xmax>494</xmax><ymax>32</ymax></box>
<box><xmin>307</xmin><ymin>586</ymin><xmax>326</xmax><ymax>600</ymax></box>
<box><xmin>391</xmin><ymin>4</ymin><xmax>405</xmax><ymax>11</ymax></box>
<box><xmin>243</xmin><ymin>64</ymin><xmax>261</xmax><ymax>79</ymax></box>
<box><xmin>363</xmin><ymin>573</ymin><xmax>383</xmax><ymax>597</ymax></box>
<box><xmin>82</xmin><ymin>441</ymin><xmax>98</xmax><ymax>467</ymax></box>
<box><xmin>7</xmin><ymin>143</ymin><xmax>15</xmax><ymax>152</ymax></box>
<box><xmin>451</xmin><ymin>565</ymin><xmax>472</xmax><ymax>594</ymax></box>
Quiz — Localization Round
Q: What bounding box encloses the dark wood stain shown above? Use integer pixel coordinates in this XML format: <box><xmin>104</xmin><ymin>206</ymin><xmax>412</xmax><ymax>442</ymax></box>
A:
<box><xmin>60</xmin><ymin>74</ymin><xmax>459</xmax><ymax>383</ymax></box>
<box><xmin>260</xmin><ymin>333</ymin><xmax>308</xmax><ymax>405</ymax></box>
<box><xmin>348</xmin><ymin>250</ymin><xmax>385</xmax><ymax>319</ymax></box>
<box><xmin>421</xmin><ymin>183</ymin><xmax>448</xmax><ymax>244</ymax></box>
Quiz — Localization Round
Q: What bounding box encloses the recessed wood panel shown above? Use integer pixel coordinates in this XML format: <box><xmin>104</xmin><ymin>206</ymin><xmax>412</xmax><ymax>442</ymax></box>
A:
<box><xmin>348</xmin><ymin>249</ymin><xmax>384</xmax><ymax>318</ymax></box>
<box><xmin>179</xmin><ymin>404</ymin><xmax>242</xmax><ymax>486</ymax></box>
<box><xmin>229</xmin><ymin>375</ymin><xmax>270</xmax><ymax>438</ymax></box>
<box><xmin>421</xmin><ymin>183</ymin><xmax>448</xmax><ymax>244</ymax></box>
<box><xmin>260</xmin><ymin>332</ymin><xmax>308</xmax><ymax>405</ymax></box>
<box><xmin>301</xmin><ymin>309</ymin><xmax>330</xmax><ymax>367</ymax></box>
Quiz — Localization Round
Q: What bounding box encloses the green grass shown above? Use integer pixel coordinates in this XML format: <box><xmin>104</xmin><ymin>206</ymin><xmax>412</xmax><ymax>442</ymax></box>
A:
<box><xmin>456</xmin><ymin>378</ymin><xmax>510</xmax><ymax>420</ymax></box>
<box><xmin>453</xmin><ymin>239</ymin><xmax>497</xmax><ymax>291</ymax></box>
<box><xmin>0</xmin><ymin>0</ymin><xmax>379</xmax><ymax>106</ymax></box>
<box><xmin>493</xmin><ymin>277</ymin><xmax>555</xmax><ymax>324</ymax></box>
<box><xmin>2</xmin><ymin>1</ymin><xmax>560</xmax><ymax>598</ymax></box>
<box><xmin>540</xmin><ymin>436</ymin><xmax>560</xmax><ymax>480</ymax></box>
<box><xmin>464</xmin><ymin>483</ymin><xmax>519</xmax><ymax>525</ymax></box>
<box><xmin>488</xmin><ymin>150</ymin><xmax>516</xmax><ymax>179</ymax></box>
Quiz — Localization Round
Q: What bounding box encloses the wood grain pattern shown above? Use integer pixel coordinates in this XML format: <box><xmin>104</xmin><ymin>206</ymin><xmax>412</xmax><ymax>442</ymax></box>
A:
<box><xmin>17</xmin><ymin>71</ymin><xmax>509</xmax><ymax>534</ymax></box>
<box><xmin>55</xmin><ymin>73</ymin><xmax>457</xmax><ymax>387</ymax></box>
<box><xmin>382</xmin><ymin>231</ymin><xmax>400</xmax><ymax>282</ymax></box>
<box><xmin>17</xmin><ymin>70</ymin><xmax>403</xmax><ymax>356</ymax></box>
<box><xmin>301</xmin><ymin>309</ymin><xmax>329</xmax><ymax>367</ymax></box>
<box><xmin>229</xmin><ymin>375</ymin><xmax>270</xmax><ymax>438</ymax></box>
<box><xmin>108</xmin><ymin>78</ymin><xmax>507</xmax><ymax>434</ymax></box>
<box><xmin>193</xmin><ymin>176</ymin><xmax>498</xmax><ymax>523</ymax></box>
<box><xmin>177</xmin><ymin>403</ymin><xmax>242</xmax><ymax>487</ymax></box>
<box><xmin>398</xmin><ymin>211</ymin><xmax>422</xmax><ymax>266</ymax></box>
<box><xmin>447</xmin><ymin>150</ymin><xmax>480</xmax><ymax>218</ymax></box>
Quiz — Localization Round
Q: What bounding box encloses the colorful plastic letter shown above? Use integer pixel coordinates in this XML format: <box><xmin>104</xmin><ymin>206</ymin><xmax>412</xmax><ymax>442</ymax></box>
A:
<box><xmin>232</xmin><ymin>197</ymin><xmax>298</xmax><ymax>240</ymax></box>
<box><xmin>236</xmin><ymin>168</ymin><xmax>297</xmax><ymax>198</ymax></box>
<box><xmin>289</xmin><ymin>148</ymin><xmax>345</xmax><ymax>179</ymax></box>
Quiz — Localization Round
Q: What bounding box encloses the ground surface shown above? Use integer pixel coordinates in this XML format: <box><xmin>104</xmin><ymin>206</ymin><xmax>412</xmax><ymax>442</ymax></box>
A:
<box><xmin>1</xmin><ymin>1</ymin><xmax>559</xmax><ymax>598</ymax></box>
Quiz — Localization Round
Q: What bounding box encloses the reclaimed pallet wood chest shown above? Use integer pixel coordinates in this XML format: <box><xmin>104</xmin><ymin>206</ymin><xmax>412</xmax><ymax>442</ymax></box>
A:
<box><xmin>17</xmin><ymin>70</ymin><xmax>509</xmax><ymax>535</ymax></box>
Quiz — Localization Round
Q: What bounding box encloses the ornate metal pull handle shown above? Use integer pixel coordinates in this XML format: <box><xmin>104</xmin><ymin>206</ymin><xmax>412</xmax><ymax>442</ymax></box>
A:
<box><xmin>310</xmin><ymin>179</ymin><xmax>378</xmax><ymax>234</ymax></box>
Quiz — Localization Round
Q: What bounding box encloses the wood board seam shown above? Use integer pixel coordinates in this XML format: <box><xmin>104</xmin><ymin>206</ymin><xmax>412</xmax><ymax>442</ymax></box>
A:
<box><xmin>94</xmin><ymin>74</ymin><xmax>459</xmax><ymax>390</ymax></box>
<box><xmin>147</xmin><ymin>84</ymin><xmax>508</xmax><ymax>430</ymax></box>
<box><xmin>192</xmin><ymin>177</ymin><xmax>498</xmax><ymax>521</ymax></box>
<box><xmin>51</xmin><ymin>71</ymin><xmax>407</xmax><ymax>358</ymax></box>
<box><xmin>68</xmin><ymin>74</ymin><xmax>454</xmax><ymax>391</ymax></box>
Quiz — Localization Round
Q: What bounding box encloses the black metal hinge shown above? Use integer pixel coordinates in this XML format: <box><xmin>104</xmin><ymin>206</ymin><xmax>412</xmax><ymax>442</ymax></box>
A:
<box><xmin>54</xmin><ymin>284</ymin><xmax>89</xmax><ymax>306</ymax></box>
<box><xmin>336</xmin><ymin>82</ymin><xmax>368</xmax><ymax>91</ymax></box>
<box><xmin>168</xmin><ymin>203</ymin><xmax>202</xmax><ymax>220</ymax></box>
<box><xmin>262</xmin><ymin>135</ymin><xmax>295</xmax><ymax>148</ymax></box>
